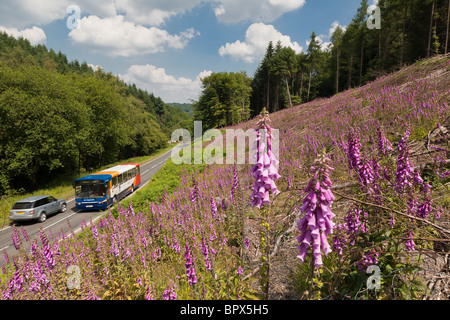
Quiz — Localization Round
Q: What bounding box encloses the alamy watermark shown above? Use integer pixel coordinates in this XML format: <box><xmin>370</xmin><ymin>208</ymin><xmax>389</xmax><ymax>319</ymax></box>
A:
<box><xmin>367</xmin><ymin>4</ymin><xmax>381</xmax><ymax>30</ymax></box>
<box><xmin>66</xmin><ymin>265</ymin><xmax>81</xmax><ymax>289</ymax></box>
<box><xmin>170</xmin><ymin>121</ymin><xmax>279</xmax><ymax>166</ymax></box>
<box><xmin>366</xmin><ymin>265</ymin><xmax>381</xmax><ymax>290</ymax></box>
<box><xmin>66</xmin><ymin>5</ymin><xmax>81</xmax><ymax>30</ymax></box>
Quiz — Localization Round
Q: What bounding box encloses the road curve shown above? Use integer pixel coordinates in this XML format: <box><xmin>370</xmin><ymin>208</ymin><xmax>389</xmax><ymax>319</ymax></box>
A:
<box><xmin>0</xmin><ymin>145</ymin><xmax>179</xmax><ymax>266</ymax></box>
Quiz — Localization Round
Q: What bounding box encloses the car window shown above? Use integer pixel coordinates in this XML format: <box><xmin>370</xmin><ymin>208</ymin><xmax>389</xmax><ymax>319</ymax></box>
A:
<box><xmin>12</xmin><ymin>202</ymin><xmax>33</xmax><ymax>209</ymax></box>
<box><xmin>48</xmin><ymin>196</ymin><xmax>56</xmax><ymax>202</ymax></box>
<box><xmin>35</xmin><ymin>198</ymin><xmax>49</xmax><ymax>207</ymax></box>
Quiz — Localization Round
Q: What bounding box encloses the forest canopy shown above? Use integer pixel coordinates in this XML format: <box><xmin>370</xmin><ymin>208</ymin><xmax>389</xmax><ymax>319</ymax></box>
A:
<box><xmin>0</xmin><ymin>32</ymin><xmax>192</xmax><ymax>194</ymax></box>
<box><xmin>250</xmin><ymin>0</ymin><xmax>450</xmax><ymax>116</ymax></box>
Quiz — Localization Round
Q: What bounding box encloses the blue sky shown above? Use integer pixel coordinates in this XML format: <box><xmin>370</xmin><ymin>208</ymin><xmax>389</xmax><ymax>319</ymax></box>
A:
<box><xmin>0</xmin><ymin>0</ymin><xmax>367</xmax><ymax>103</ymax></box>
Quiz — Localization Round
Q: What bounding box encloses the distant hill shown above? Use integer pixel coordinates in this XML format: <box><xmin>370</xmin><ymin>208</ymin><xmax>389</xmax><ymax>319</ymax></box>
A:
<box><xmin>0</xmin><ymin>31</ymin><xmax>193</xmax><ymax>193</ymax></box>
<box><xmin>167</xmin><ymin>103</ymin><xmax>194</xmax><ymax>117</ymax></box>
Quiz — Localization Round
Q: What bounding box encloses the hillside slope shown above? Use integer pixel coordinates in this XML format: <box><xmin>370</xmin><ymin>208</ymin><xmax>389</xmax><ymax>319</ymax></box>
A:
<box><xmin>1</xmin><ymin>54</ymin><xmax>448</xmax><ymax>301</ymax></box>
<box><xmin>226</xmin><ymin>54</ymin><xmax>450</xmax><ymax>299</ymax></box>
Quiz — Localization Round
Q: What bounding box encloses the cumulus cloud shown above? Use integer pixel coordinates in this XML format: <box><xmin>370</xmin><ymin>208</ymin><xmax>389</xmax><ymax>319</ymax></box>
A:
<box><xmin>68</xmin><ymin>15</ymin><xmax>197</xmax><ymax>57</ymax></box>
<box><xmin>214</xmin><ymin>0</ymin><xmax>306</xmax><ymax>23</ymax></box>
<box><xmin>329</xmin><ymin>20</ymin><xmax>347</xmax><ymax>37</ymax></box>
<box><xmin>305</xmin><ymin>21</ymin><xmax>348</xmax><ymax>52</ymax></box>
<box><xmin>121</xmin><ymin>64</ymin><xmax>212</xmax><ymax>103</ymax></box>
<box><xmin>0</xmin><ymin>0</ymin><xmax>66</xmax><ymax>29</ymax></box>
<box><xmin>219</xmin><ymin>22</ymin><xmax>303</xmax><ymax>63</ymax></box>
<box><xmin>0</xmin><ymin>0</ymin><xmax>116</xmax><ymax>29</ymax></box>
<box><xmin>114</xmin><ymin>0</ymin><xmax>206</xmax><ymax>26</ymax></box>
<box><xmin>114</xmin><ymin>0</ymin><xmax>307</xmax><ymax>26</ymax></box>
<box><xmin>0</xmin><ymin>0</ymin><xmax>307</xmax><ymax>30</ymax></box>
<box><xmin>0</xmin><ymin>26</ymin><xmax>46</xmax><ymax>45</ymax></box>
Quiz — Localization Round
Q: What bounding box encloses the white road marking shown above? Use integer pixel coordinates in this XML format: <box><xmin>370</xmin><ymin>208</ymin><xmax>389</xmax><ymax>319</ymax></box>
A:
<box><xmin>43</xmin><ymin>211</ymin><xmax>77</xmax><ymax>231</ymax></box>
<box><xmin>0</xmin><ymin>226</ymin><xmax>12</xmax><ymax>232</ymax></box>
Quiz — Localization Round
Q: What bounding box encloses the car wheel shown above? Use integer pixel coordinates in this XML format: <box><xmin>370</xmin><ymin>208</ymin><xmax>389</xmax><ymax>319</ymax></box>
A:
<box><xmin>39</xmin><ymin>212</ymin><xmax>47</xmax><ymax>223</ymax></box>
<box><xmin>60</xmin><ymin>203</ymin><xmax>67</xmax><ymax>213</ymax></box>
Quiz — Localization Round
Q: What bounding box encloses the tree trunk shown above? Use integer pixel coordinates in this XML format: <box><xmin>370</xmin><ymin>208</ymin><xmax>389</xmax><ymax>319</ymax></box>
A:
<box><xmin>378</xmin><ymin>33</ymin><xmax>382</xmax><ymax>72</ymax></box>
<box><xmin>307</xmin><ymin>70</ymin><xmax>312</xmax><ymax>101</ymax></box>
<box><xmin>359</xmin><ymin>45</ymin><xmax>364</xmax><ymax>86</ymax></box>
<box><xmin>336</xmin><ymin>47</ymin><xmax>340</xmax><ymax>94</ymax></box>
<box><xmin>266</xmin><ymin>72</ymin><xmax>270</xmax><ymax>112</ymax></box>
<box><xmin>428</xmin><ymin>1</ymin><xmax>435</xmax><ymax>57</ymax></box>
<box><xmin>274</xmin><ymin>80</ymin><xmax>279</xmax><ymax>112</ymax></box>
<box><xmin>446</xmin><ymin>0</ymin><xmax>450</xmax><ymax>54</ymax></box>
<box><xmin>400</xmin><ymin>0</ymin><xmax>409</xmax><ymax>65</ymax></box>
<box><xmin>348</xmin><ymin>54</ymin><xmax>353</xmax><ymax>89</ymax></box>
<box><xmin>299</xmin><ymin>72</ymin><xmax>304</xmax><ymax>103</ymax></box>
<box><xmin>285</xmin><ymin>77</ymin><xmax>292</xmax><ymax>108</ymax></box>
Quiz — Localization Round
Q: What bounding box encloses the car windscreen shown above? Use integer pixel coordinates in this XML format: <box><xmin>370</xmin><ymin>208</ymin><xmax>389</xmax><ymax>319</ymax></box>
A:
<box><xmin>75</xmin><ymin>180</ymin><xmax>106</xmax><ymax>199</ymax></box>
<box><xmin>12</xmin><ymin>202</ymin><xmax>33</xmax><ymax>209</ymax></box>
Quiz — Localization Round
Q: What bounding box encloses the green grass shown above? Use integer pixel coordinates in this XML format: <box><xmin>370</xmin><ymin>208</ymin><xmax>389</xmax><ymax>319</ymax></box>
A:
<box><xmin>113</xmin><ymin>141</ymin><xmax>206</xmax><ymax>217</ymax></box>
<box><xmin>0</xmin><ymin>144</ymin><xmax>177</xmax><ymax>228</ymax></box>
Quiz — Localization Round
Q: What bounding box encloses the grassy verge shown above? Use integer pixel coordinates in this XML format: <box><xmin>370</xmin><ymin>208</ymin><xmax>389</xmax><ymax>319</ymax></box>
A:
<box><xmin>0</xmin><ymin>144</ymin><xmax>176</xmax><ymax>228</ymax></box>
<box><xmin>112</xmin><ymin>140</ymin><xmax>206</xmax><ymax>217</ymax></box>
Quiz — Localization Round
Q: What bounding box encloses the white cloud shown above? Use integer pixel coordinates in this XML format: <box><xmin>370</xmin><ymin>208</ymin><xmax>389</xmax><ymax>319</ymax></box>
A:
<box><xmin>115</xmin><ymin>0</ymin><xmax>206</xmax><ymax>26</ymax></box>
<box><xmin>0</xmin><ymin>26</ymin><xmax>46</xmax><ymax>45</ymax></box>
<box><xmin>87</xmin><ymin>64</ymin><xmax>103</xmax><ymax>72</ymax></box>
<box><xmin>68</xmin><ymin>15</ymin><xmax>197</xmax><ymax>57</ymax></box>
<box><xmin>0</xmin><ymin>0</ymin><xmax>67</xmax><ymax>28</ymax></box>
<box><xmin>0</xmin><ymin>0</ymin><xmax>197</xmax><ymax>28</ymax></box>
<box><xmin>305</xmin><ymin>21</ymin><xmax>347</xmax><ymax>52</ymax></box>
<box><xmin>219</xmin><ymin>22</ymin><xmax>303</xmax><ymax>63</ymax></box>
<box><xmin>121</xmin><ymin>64</ymin><xmax>212</xmax><ymax>103</ymax></box>
<box><xmin>115</xmin><ymin>0</ymin><xmax>307</xmax><ymax>26</ymax></box>
<box><xmin>0</xmin><ymin>0</ymin><xmax>307</xmax><ymax>30</ymax></box>
<box><xmin>214</xmin><ymin>0</ymin><xmax>306</xmax><ymax>23</ymax></box>
<box><xmin>329</xmin><ymin>20</ymin><xmax>347</xmax><ymax>37</ymax></box>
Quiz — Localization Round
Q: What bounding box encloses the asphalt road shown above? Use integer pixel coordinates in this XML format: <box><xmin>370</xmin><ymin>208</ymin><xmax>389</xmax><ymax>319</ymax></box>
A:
<box><xmin>0</xmin><ymin>145</ymin><xmax>179</xmax><ymax>266</ymax></box>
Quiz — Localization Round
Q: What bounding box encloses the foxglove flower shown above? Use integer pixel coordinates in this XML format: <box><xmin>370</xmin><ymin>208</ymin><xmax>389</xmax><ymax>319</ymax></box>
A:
<box><xmin>332</xmin><ymin>225</ymin><xmax>347</xmax><ymax>256</ymax></box>
<box><xmin>343</xmin><ymin>207</ymin><xmax>368</xmax><ymax>245</ymax></box>
<box><xmin>11</xmin><ymin>226</ymin><xmax>21</xmax><ymax>251</ymax></box>
<box><xmin>184</xmin><ymin>242</ymin><xmax>197</xmax><ymax>286</ymax></box>
<box><xmin>250</xmin><ymin>109</ymin><xmax>281</xmax><ymax>208</ymax></box>
<box><xmin>40</xmin><ymin>230</ymin><xmax>55</xmax><ymax>270</ymax></box>
<box><xmin>416</xmin><ymin>182</ymin><xmax>434</xmax><ymax>219</ymax></box>
<box><xmin>210</xmin><ymin>195</ymin><xmax>217</xmax><ymax>219</ymax></box>
<box><xmin>21</xmin><ymin>226</ymin><xmax>29</xmax><ymax>242</ymax></box>
<box><xmin>91</xmin><ymin>225</ymin><xmax>99</xmax><ymax>240</ymax></box>
<box><xmin>296</xmin><ymin>153</ymin><xmax>336</xmax><ymax>268</ymax></box>
<box><xmin>145</xmin><ymin>286</ymin><xmax>153</xmax><ymax>300</ymax></box>
<box><xmin>162</xmin><ymin>286</ymin><xmax>177</xmax><ymax>300</ymax></box>
<box><xmin>413</xmin><ymin>169</ymin><xmax>424</xmax><ymax>185</ymax></box>
<box><xmin>347</xmin><ymin>129</ymin><xmax>362</xmax><ymax>172</ymax></box>
<box><xmin>13</xmin><ymin>269</ymin><xmax>23</xmax><ymax>293</ymax></box>
<box><xmin>201</xmin><ymin>238</ymin><xmax>211</xmax><ymax>271</ymax></box>
<box><xmin>358</xmin><ymin>156</ymin><xmax>375</xmax><ymax>192</ymax></box>
<box><xmin>405</xmin><ymin>231</ymin><xmax>415</xmax><ymax>251</ymax></box>
<box><xmin>395</xmin><ymin>127</ymin><xmax>414</xmax><ymax>194</ymax></box>
<box><xmin>231</xmin><ymin>166</ymin><xmax>239</xmax><ymax>203</ymax></box>
<box><xmin>356</xmin><ymin>249</ymin><xmax>379</xmax><ymax>273</ymax></box>
<box><xmin>377</xmin><ymin>128</ymin><xmax>393</xmax><ymax>157</ymax></box>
